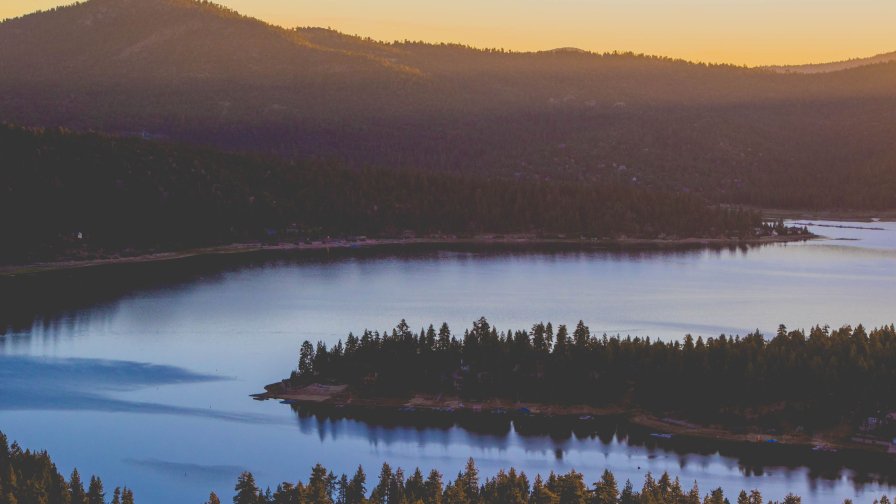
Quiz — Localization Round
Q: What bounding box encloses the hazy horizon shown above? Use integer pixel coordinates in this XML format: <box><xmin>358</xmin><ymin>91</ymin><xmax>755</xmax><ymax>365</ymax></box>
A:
<box><xmin>2</xmin><ymin>0</ymin><xmax>894</xmax><ymax>66</ymax></box>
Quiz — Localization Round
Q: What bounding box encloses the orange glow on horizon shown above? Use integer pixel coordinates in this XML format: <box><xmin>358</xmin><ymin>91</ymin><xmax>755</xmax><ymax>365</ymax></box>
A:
<box><xmin>2</xmin><ymin>0</ymin><xmax>894</xmax><ymax>66</ymax></box>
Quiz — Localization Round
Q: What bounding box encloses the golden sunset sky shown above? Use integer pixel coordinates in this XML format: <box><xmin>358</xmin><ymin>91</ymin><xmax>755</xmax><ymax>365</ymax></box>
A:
<box><xmin>2</xmin><ymin>0</ymin><xmax>894</xmax><ymax>66</ymax></box>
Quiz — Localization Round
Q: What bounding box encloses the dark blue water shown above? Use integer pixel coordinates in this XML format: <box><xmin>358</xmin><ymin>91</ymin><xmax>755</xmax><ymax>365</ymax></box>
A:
<box><xmin>2</xmin><ymin>221</ymin><xmax>895</xmax><ymax>503</ymax></box>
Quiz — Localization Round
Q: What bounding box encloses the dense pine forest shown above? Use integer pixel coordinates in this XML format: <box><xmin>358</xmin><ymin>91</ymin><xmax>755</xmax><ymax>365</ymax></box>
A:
<box><xmin>290</xmin><ymin>320</ymin><xmax>896</xmax><ymax>432</ymax></box>
<box><xmin>215</xmin><ymin>459</ymin><xmax>885</xmax><ymax>504</ymax></box>
<box><xmin>0</xmin><ymin>124</ymin><xmax>767</xmax><ymax>263</ymax></box>
<box><xmin>0</xmin><ymin>431</ymin><xmax>135</xmax><ymax>504</ymax></box>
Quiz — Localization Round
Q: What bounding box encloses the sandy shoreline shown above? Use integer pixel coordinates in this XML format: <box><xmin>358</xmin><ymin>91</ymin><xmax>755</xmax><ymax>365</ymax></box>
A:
<box><xmin>0</xmin><ymin>233</ymin><xmax>813</xmax><ymax>277</ymax></box>
<box><xmin>255</xmin><ymin>381</ymin><xmax>895</xmax><ymax>460</ymax></box>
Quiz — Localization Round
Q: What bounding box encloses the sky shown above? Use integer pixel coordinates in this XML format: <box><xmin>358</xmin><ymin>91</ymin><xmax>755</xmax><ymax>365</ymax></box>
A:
<box><xmin>2</xmin><ymin>0</ymin><xmax>894</xmax><ymax>66</ymax></box>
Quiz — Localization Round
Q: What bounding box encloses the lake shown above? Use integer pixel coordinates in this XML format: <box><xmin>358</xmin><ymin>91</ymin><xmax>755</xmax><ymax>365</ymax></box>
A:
<box><xmin>2</xmin><ymin>220</ymin><xmax>896</xmax><ymax>503</ymax></box>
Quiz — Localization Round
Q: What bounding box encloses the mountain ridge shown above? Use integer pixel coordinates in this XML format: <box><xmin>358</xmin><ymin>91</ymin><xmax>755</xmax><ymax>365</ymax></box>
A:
<box><xmin>4</xmin><ymin>0</ymin><xmax>892</xmax><ymax>72</ymax></box>
<box><xmin>1</xmin><ymin>0</ymin><xmax>896</xmax><ymax>210</ymax></box>
<box><xmin>3</xmin><ymin>0</ymin><xmax>895</xmax><ymax>95</ymax></box>
<box><xmin>766</xmin><ymin>51</ymin><xmax>896</xmax><ymax>74</ymax></box>
<box><xmin>0</xmin><ymin>0</ymin><xmax>423</xmax><ymax>83</ymax></box>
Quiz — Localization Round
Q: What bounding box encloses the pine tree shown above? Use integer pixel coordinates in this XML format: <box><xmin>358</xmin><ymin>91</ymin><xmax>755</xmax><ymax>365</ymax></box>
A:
<box><xmin>459</xmin><ymin>459</ymin><xmax>479</xmax><ymax>503</ymax></box>
<box><xmin>87</xmin><ymin>475</ymin><xmax>105</xmax><ymax>504</ymax></box>
<box><xmin>553</xmin><ymin>471</ymin><xmax>586</xmax><ymax>504</ymax></box>
<box><xmin>70</xmin><ymin>469</ymin><xmax>87</xmax><ymax>504</ymax></box>
<box><xmin>272</xmin><ymin>483</ymin><xmax>294</xmax><ymax>504</ymax></box>
<box><xmin>298</xmin><ymin>342</ymin><xmax>315</xmax><ymax>376</ymax></box>
<box><xmin>685</xmin><ymin>482</ymin><xmax>700</xmax><ymax>504</ymax></box>
<box><xmin>703</xmin><ymin>488</ymin><xmax>726</xmax><ymax>504</ymax></box>
<box><xmin>337</xmin><ymin>474</ymin><xmax>348</xmax><ymax>504</ymax></box>
<box><xmin>573</xmin><ymin>320</ymin><xmax>591</xmax><ymax>350</ymax></box>
<box><xmin>592</xmin><ymin>470</ymin><xmax>618</xmax><ymax>504</ymax></box>
<box><xmin>405</xmin><ymin>469</ymin><xmax>425</xmax><ymax>503</ymax></box>
<box><xmin>424</xmin><ymin>470</ymin><xmax>443</xmax><ymax>504</ymax></box>
<box><xmin>206</xmin><ymin>492</ymin><xmax>222</xmax><ymax>504</ymax></box>
<box><xmin>307</xmin><ymin>464</ymin><xmax>335</xmax><ymax>504</ymax></box>
<box><xmin>234</xmin><ymin>472</ymin><xmax>261</xmax><ymax>504</ymax></box>
<box><xmin>618</xmin><ymin>480</ymin><xmax>637</xmax><ymax>504</ymax></box>
<box><xmin>346</xmin><ymin>466</ymin><xmax>367</xmax><ymax>504</ymax></box>
<box><xmin>641</xmin><ymin>473</ymin><xmax>658</xmax><ymax>501</ymax></box>
<box><xmin>425</xmin><ymin>325</ymin><xmax>437</xmax><ymax>352</ymax></box>
<box><xmin>388</xmin><ymin>468</ymin><xmax>406</xmax><ymax>504</ymax></box>
<box><xmin>437</xmin><ymin>323</ymin><xmax>452</xmax><ymax>351</ymax></box>
<box><xmin>370</xmin><ymin>464</ymin><xmax>392</xmax><ymax>504</ymax></box>
<box><xmin>442</xmin><ymin>480</ymin><xmax>469</xmax><ymax>504</ymax></box>
<box><xmin>748</xmin><ymin>490</ymin><xmax>763</xmax><ymax>504</ymax></box>
<box><xmin>530</xmin><ymin>475</ymin><xmax>558</xmax><ymax>504</ymax></box>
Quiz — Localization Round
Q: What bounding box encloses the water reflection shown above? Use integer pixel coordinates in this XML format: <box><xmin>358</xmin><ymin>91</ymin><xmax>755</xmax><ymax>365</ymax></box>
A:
<box><xmin>1</xmin><ymin>242</ymin><xmax>740</xmax><ymax>336</ymax></box>
<box><xmin>0</xmin><ymin>355</ymin><xmax>223</xmax><ymax>392</ymax></box>
<box><xmin>0</xmin><ymin>355</ymin><xmax>287</xmax><ymax>424</ymax></box>
<box><xmin>289</xmin><ymin>405</ymin><xmax>896</xmax><ymax>488</ymax></box>
<box><xmin>124</xmin><ymin>459</ymin><xmax>248</xmax><ymax>482</ymax></box>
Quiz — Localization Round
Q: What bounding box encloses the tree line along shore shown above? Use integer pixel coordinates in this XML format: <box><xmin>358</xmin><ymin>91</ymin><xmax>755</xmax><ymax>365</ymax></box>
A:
<box><xmin>266</xmin><ymin>319</ymin><xmax>896</xmax><ymax>456</ymax></box>
<box><xmin>0</xmin><ymin>230</ymin><xmax>813</xmax><ymax>278</ymax></box>
<box><xmin>1</xmin><ymin>124</ymin><xmax>803</xmax><ymax>265</ymax></box>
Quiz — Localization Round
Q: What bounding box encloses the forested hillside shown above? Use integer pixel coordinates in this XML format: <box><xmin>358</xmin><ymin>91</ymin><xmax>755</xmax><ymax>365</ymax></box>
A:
<box><xmin>0</xmin><ymin>125</ymin><xmax>762</xmax><ymax>263</ymax></box>
<box><xmin>1</xmin><ymin>0</ymin><xmax>895</xmax><ymax>210</ymax></box>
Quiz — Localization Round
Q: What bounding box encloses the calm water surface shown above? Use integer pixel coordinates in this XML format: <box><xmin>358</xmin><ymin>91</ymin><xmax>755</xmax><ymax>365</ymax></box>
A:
<box><xmin>2</xmin><ymin>221</ymin><xmax>896</xmax><ymax>503</ymax></box>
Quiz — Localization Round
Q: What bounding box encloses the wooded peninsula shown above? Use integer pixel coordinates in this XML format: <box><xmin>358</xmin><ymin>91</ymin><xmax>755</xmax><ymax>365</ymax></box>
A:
<box><xmin>264</xmin><ymin>319</ymin><xmax>896</xmax><ymax>456</ymax></box>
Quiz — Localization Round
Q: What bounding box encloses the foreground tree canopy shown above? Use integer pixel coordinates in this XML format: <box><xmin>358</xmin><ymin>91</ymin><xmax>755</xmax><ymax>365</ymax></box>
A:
<box><xmin>0</xmin><ymin>431</ymin><xmax>135</xmax><ymax>504</ymax></box>
<box><xmin>220</xmin><ymin>458</ymin><xmax>885</xmax><ymax>504</ymax></box>
<box><xmin>292</xmin><ymin>319</ymin><xmax>896</xmax><ymax>430</ymax></box>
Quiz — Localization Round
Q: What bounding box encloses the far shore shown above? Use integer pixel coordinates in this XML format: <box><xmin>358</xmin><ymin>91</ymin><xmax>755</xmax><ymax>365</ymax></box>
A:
<box><xmin>751</xmin><ymin>208</ymin><xmax>896</xmax><ymax>223</ymax></box>
<box><xmin>0</xmin><ymin>233</ymin><xmax>814</xmax><ymax>278</ymax></box>
<box><xmin>254</xmin><ymin>381</ymin><xmax>896</xmax><ymax>462</ymax></box>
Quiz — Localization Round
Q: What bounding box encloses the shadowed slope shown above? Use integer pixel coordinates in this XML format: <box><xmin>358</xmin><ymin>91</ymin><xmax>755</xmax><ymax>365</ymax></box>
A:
<box><xmin>1</xmin><ymin>0</ymin><xmax>896</xmax><ymax>209</ymax></box>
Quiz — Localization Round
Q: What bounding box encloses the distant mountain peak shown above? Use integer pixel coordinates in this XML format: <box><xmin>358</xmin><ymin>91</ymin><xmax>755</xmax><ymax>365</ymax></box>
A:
<box><xmin>543</xmin><ymin>47</ymin><xmax>590</xmax><ymax>54</ymax></box>
<box><xmin>0</xmin><ymin>0</ymin><xmax>422</xmax><ymax>83</ymax></box>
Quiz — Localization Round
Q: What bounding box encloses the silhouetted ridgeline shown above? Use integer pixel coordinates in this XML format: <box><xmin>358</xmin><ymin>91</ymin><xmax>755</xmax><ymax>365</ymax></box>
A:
<box><xmin>0</xmin><ymin>125</ymin><xmax>765</xmax><ymax>263</ymax></box>
<box><xmin>2</xmin><ymin>0</ymin><xmax>896</xmax><ymax>209</ymax></box>
<box><xmin>0</xmin><ymin>431</ymin><xmax>136</xmax><ymax>504</ymax></box>
<box><xmin>218</xmin><ymin>459</ymin><xmax>885</xmax><ymax>504</ymax></box>
<box><xmin>291</xmin><ymin>319</ymin><xmax>896</xmax><ymax>432</ymax></box>
<box><xmin>765</xmin><ymin>50</ymin><xmax>896</xmax><ymax>74</ymax></box>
